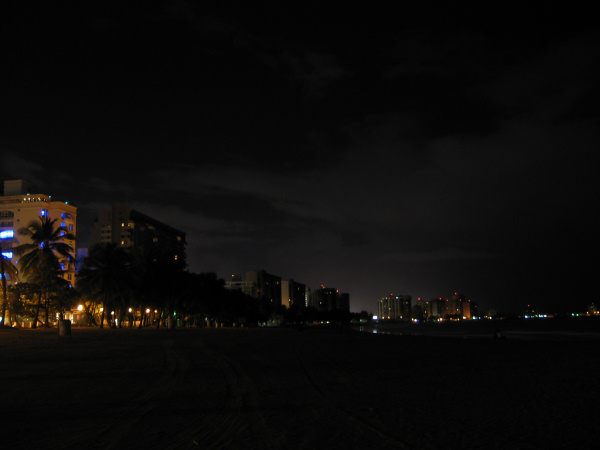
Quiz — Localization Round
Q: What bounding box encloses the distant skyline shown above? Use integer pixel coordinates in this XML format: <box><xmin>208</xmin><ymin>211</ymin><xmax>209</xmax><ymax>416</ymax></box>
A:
<box><xmin>2</xmin><ymin>2</ymin><xmax>598</xmax><ymax>314</ymax></box>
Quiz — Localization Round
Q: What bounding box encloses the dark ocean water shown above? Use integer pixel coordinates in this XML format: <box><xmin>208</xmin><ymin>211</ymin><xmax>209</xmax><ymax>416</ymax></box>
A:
<box><xmin>354</xmin><ymin>316</ymin><xmax>600</xmax><ymax>340</ymax></box>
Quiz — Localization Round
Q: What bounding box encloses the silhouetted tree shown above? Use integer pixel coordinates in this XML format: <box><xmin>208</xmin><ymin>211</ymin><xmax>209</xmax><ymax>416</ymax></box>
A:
<box><xmin>9</xmin><ymin>282</ymin><xmax>41</xmax><ymax>327</ymax></box>
<box><xmin>77</xmin><ymin>243</ymin><xmax>138</xmax><ymax>328</ymax></box>
<box><xmin>51</xmin><ymin>278</ymin><xmax>80</xmax><ymax>320</ymax></box>
<box><xmin>1</xmin><ymin>253</ymin><xmax>18</xmax><ymax>326</ymax></box>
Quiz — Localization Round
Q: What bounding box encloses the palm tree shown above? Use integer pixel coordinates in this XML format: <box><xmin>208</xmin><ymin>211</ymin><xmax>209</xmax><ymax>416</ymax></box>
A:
<box><xmin>15</xmin><ymin>216</ymin><xmax>75</xmax><ymax>328</ymax></box>
<box><xmin>1</xmin><ymin>253</ymin><xmax>18</xmax><ymax>326</ymax></box>
<box><xmin>76</xmin><ymin>242</ymin><xmax>138</xmax><ymax>328</ymax></box>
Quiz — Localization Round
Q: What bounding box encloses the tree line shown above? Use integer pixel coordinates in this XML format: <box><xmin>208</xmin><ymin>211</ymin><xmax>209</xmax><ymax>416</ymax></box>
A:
<box><xmin>1</xmin><ymin>216</ymin><xmax>365</xmax><ymax>329</ymax></box>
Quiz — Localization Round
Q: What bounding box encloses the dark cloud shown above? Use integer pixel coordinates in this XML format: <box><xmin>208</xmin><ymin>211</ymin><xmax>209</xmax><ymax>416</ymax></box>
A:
<box><xmin>281</xmin><ymin>50</ymin><xmax>348</xmax><ymax>98</ymax></box>
<box><xmin>2</xmin><ymin>2</ymin><xmax>598</xmax><ymax>314</ymax></box>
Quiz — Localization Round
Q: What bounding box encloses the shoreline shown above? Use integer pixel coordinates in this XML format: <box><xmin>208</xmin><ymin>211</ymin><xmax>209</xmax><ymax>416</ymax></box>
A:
<box><xmin>355</xmin><ymin>315</ymin><xmax>600</xmax><ymax>340</ymax></box>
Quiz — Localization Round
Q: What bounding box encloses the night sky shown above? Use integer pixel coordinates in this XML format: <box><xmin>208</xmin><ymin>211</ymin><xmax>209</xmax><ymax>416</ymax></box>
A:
<box><xmin>2</xmin><ymin>2</ymin><xmax>598</xmax><ymax>314</ymax></box>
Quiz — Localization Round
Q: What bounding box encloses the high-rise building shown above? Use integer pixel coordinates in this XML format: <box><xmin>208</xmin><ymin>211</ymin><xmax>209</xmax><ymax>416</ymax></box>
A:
<box><xmin>338</xmin><ymin>292</ymin><xmax>350</xmax><ymax>312</ymax></box>
<box><xmin>246</xmin><ymin>270</ymin><xmax>281</xmax><ymax>305</ymax></box>
<box><xmin>92</xmin><ymin>204</ymin><xmax>186</xmax><ymax>269</ymax></box>
<box><xmin>308</xmin><ymin>285</ymin><xmax>350</xmax><ymax>312</ymax></box>
<box><xmin>377</xmin><ymin>294</ymin><xmax>411</xmax><ymax>320</ymax></box>
<box><xmin>443</xmin><ymin>292</ymin><xmax>466</xmax><ymax>318</ymax></box>
<box><xmin>0</xmin><ymin>179</ymin><xmax>77</xmax><ymax>284</ymax></box>
<box><xmin>226</xmin><ymin>273</ymin><xmax>308</xmax><ymax>308</ymax></box>
<box><xmin>419</xmin><ymin>297</ymin><xmax>445</xmax><ymax>319</ymax></box>
<box><xmin>430</xmin><ymin>298</ymin><xmax>445</xmax><ymax>318</ymax></box>
<box><xmin>281</xmin><ymin>279</ymin><xmax>306</xmax><ymax>308</ymax></box>
<box><xmin>225</xmin><ymin>273</ymin><xmax>258</xmax><ymax>298</ymax></box>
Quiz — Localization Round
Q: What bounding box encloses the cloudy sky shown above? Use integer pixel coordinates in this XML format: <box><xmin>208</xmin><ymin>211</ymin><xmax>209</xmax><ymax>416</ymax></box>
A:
<box><xmin>2</xmin><ymin>2</ymin><xmax>598</xmax><ymax>314</ymax></box>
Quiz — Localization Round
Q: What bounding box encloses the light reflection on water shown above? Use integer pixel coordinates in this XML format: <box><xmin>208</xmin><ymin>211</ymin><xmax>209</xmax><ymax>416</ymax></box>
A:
<box><xmin>355</xmin><ymin>321</ymin><xmax>600</xmax><ymax>340</ymax></box>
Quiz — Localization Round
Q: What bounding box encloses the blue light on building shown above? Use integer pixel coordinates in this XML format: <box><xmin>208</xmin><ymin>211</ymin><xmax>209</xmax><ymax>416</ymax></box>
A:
<box><xmin>0</xmin><ymin>229</ymin><xmax>14</xmax><ymax>239</ymax></box>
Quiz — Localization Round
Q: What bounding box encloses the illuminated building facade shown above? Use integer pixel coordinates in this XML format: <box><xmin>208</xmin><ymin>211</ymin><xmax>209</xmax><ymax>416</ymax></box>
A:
<box><xmin>419</xmin><ymin>298</ymin><xmax>445</xmax><ymax>320</ymax></box>
<box><xmin>417</xmin><ymin>295</ymin><xmax>476</xmax><ymax>320</ymax></box>
<box><xmin>0</xmin><ymin>179</ymin><xmax>77</xmax><ymax>284</ymax></box>
<box><xmin>377</xmin><ymin>294</ymin><xmax>412</xmax><ymax>320</ymax></box>
<box><xmin>92</xmin><ymin>204</ymin><xmax>186</xmax><ymax>269</ymax></box>
<box><xmin>442</xmin><ymin>292</ymin><xmax>472</xmax><ymax>319</ymax></box>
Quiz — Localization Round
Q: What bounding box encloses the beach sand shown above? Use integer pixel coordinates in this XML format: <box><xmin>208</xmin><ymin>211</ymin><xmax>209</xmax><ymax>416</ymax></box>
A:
<box><xmin>1</xmin><ymin>326</ymin><xmax>598</xmax><ymax>449</ymax></box>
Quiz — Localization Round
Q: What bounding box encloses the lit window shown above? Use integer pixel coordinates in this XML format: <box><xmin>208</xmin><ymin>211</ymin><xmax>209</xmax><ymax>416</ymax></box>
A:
<box><xmin>61</xmin><ymin>221</ymin><xmax>66</xmax><ymax>228</ymax></box>
<box><xmin>69</xmin><ymin>224</ymin><xmax>73</xmax><ymax>231</ymax></box>
<box><xmin>0</xmin><ymin>229</ymin><xmax>14</xmax><ymax>239</ymax></box>
<box><xmin>1</xmin><ymin>251</ymin><xmax>12</xmax><ymax>259</ymax></box>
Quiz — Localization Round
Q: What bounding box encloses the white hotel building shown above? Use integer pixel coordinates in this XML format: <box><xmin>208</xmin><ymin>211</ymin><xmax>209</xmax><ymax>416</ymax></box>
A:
<box><xmin>0</xmin><ymin>179</ymin><xmax>77</xmax><ymax>285</ymax></box>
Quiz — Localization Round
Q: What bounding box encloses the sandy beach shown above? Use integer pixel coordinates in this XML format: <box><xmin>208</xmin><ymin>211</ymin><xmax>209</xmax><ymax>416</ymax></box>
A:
<box><xmin>1</xmin><ymin>325</ymin><xmax>598</xmax><ymax>449</ymax></box>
